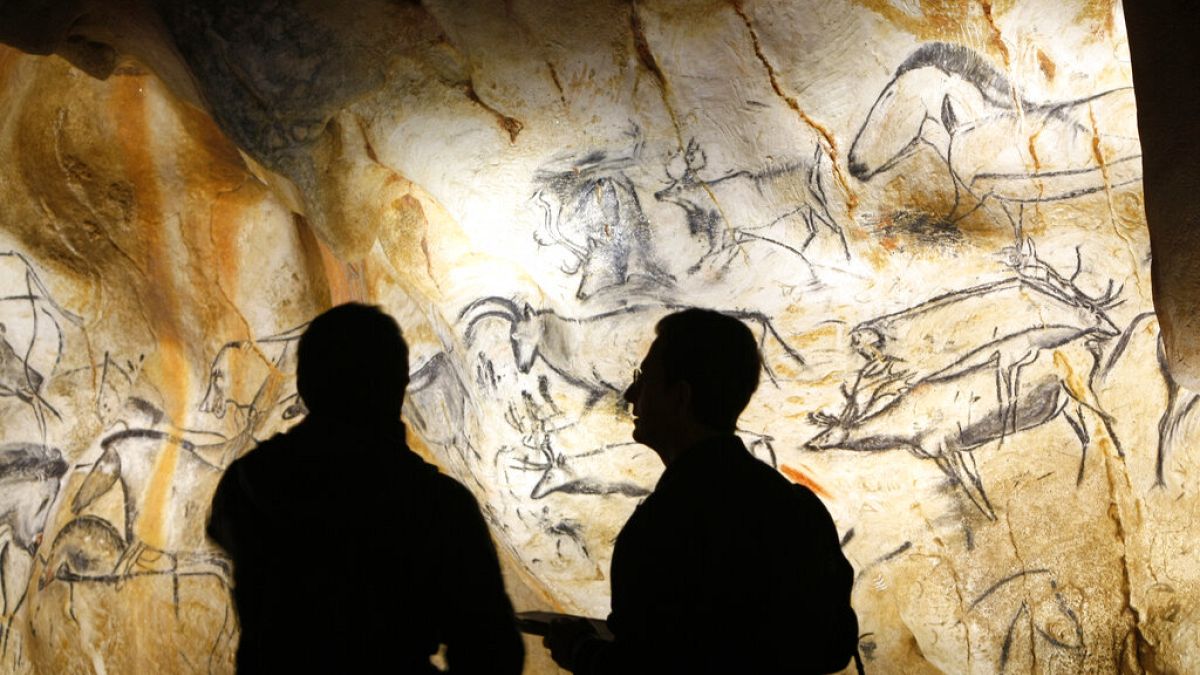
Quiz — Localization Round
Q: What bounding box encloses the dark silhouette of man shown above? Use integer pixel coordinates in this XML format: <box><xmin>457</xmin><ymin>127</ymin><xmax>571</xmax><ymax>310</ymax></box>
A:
<box><xmin>545</xmin><ymin>308</ymin><xmax>857</xmax><ymax>674</ymax></box>
<box><xmin>208</xmin><ymin>303</ymin><xmax>524</xmax><ymax>674</ymax></box>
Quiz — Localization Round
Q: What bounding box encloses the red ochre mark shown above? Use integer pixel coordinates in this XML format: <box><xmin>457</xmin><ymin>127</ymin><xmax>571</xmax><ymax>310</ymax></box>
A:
<box><xmin>780</xmin><ymin>464</ymin><xmax>832</xmax><ymax>499</ymax></box>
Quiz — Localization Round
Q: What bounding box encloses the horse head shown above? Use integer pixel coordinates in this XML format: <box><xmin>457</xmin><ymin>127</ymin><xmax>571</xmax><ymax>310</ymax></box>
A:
<box><xmin>850</xmin><ymin>67</ymin><xmax>956</xmax><ymax>180</ymax></box>
<box><xmin>849</xmin><ymin>42</ymin><xmax>1015</xmax><ymax>182</ymax></box>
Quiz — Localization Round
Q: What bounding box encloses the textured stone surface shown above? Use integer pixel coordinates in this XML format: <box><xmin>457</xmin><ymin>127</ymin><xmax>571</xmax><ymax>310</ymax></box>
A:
<box><xmin>0</xmin><ymin>1</ymin><xmax>1196</xmax><ymax>673</ymax></box>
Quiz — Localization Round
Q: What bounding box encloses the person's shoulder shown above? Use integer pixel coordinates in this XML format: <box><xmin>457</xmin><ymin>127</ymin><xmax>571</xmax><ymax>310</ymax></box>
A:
<box><xmin>721</xmin><ymin>438</ymin><xmax>790</xmax><ymax>486</ymax></box>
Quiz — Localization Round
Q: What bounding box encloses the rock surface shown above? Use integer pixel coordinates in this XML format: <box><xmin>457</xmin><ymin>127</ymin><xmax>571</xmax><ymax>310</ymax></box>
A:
<box><xmin>0</xmin><ymin>1</ymin><xmax>1196</xmax><ymax>673</ymax></box>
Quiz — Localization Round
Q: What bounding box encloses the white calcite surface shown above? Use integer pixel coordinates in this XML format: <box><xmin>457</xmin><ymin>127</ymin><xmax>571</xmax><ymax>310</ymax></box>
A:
<box><xmin>0</xmin><ymin>1</ymin><xmax>1195</xmax><ymax>673</ymax></box>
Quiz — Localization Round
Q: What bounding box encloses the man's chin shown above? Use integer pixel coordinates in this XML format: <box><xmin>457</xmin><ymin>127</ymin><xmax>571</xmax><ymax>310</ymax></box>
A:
<box><xmin>630</xmin><ymin>424</ymin><xmax>659</xmax><ymax>451</ymax></box>
<box><xmin>630</xmin><ymin>424</ymin><xmax>647</xmax><ymax>446</ymax></box>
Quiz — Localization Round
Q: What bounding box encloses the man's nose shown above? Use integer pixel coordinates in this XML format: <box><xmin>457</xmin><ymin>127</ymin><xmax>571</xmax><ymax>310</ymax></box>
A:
<box><xmin>623</xmin><ymin>380</ymin><xmax>639</xmax><ymax>405</ymax></box>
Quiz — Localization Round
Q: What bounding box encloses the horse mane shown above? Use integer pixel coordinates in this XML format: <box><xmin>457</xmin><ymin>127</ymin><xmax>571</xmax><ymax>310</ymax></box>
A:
<box><xmin>897</xmin><ymin>42</ymin><xmax>1028</xmax><ymax>110</ymax></box>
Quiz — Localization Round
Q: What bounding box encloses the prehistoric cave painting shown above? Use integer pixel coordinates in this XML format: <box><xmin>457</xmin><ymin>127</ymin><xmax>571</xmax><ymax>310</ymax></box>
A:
<box><xmin>36</xmin><ymin>510</ymin><xmax>236</xmax><ymax>671</ymax></box>
<box><xmin>198</xmin><ymin>322</ymin><xmax>308</xmax><ymax>440</ymax></box>
<box><xmin>496</xmin><ymin>388</ymin><xmax>649</xmax><ymax>501</ymax></box>
<box><xmin>56</xmin><ymin>351</ymin><xmax>147</xmax><ymax>425</ymax></box>
<box><xmin>204</xmin><ymin>321</ymin><xmax>478</xmax><ymax>459</ymax></box>
<box><xmin>848</xmin><ymin>42</ymin><xmax>1142</xmax><ymax>235</ymax></box>
<box><xmin>405</xmin><ymin>350</ymin><xmax>480</xmax><ymax>463</ymax></box>
<box><xmin>0</xmin><ymin>251</ymin><xmax>84</xmax><ymax>438</ymax></box>
<box><xmin>807</xmin><ymin>244</ymin><xmax>1127</xmax><ymax>517</ymax></box>
<box><xmin>531</xmin><ymin>136</ymin><xmax>674</xmax><ymax>300</ymax></box>
<box><xmin>967</xmin><ymin>568</ymin><xmax>1085</xmax><ymax>673</ymax></box>
<box><xmin>459</xmin><ymin>296</ymin><xmax>804</xmax><ymax>407</ymax></box>
<box><xmin>739</xmin><ymin>429</ymin><xmax>778</xmax><ymax>468</ymax></box>
<box><xmin>499</xmin><ymin>437</ymin><xmax>651</xmax><ymax>501</ymax></box>
<box><xmin>0</xmin><ymin>443</ymin><xmax>67</xmax><ymax>646</ymax></box>
<box><xmin>654</xmin><ymin>139</ymin><xmax>849</xmax><ymax>274</ymax></box>
<box><xmin>60</xmin><ymin>427</ymin><xmax>231</xmax><ymax>597</ymax></box>
<box><xmin>528</xmin><ymin>506</ymin><xmax>592</xmax><ymax>562</ymax></box>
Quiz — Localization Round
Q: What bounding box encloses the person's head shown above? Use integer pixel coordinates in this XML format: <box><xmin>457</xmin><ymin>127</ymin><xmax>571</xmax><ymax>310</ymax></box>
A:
<box><xmin>296</xmin><ymin>303</ymin><xmax>409</xmax><ymax>422</ymax></box>
<box><xmin>623</xmin><ymin>309</ymin><xmax>760</xmax><ymax>456</ymax></box>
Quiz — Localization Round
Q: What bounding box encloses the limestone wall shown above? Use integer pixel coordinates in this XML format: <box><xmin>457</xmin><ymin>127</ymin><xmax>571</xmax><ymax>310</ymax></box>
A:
<box><xmin>0</xmin><ymin>1</ymin><xmax>1194</xmax><ymax>673</ymax></box>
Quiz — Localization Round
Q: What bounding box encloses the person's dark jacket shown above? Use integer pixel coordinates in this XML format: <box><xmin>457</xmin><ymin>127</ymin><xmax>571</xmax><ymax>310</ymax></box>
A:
<box><xmin>570</xmin><ymin>434</ymin><xmax>854</xmax><ymax>675</ymax></box>
<box><xmin>207</xmin><ymin>416</ymin><xmax>523</xmax><ymax>674</ymax></box>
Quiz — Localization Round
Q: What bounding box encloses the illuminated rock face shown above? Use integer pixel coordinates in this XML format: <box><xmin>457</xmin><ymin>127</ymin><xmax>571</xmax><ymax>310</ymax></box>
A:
<box><xmin>0</xmin><ymin>1</ymin><xmax>1195</xmax><ymax>673</ymax></box>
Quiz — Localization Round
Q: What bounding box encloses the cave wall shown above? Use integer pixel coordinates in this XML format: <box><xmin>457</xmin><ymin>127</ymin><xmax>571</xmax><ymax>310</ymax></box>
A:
<box><xmin>0</xmin><ymin>1</ymin><xmax>1196</xmax><ymax>673</ymax></box>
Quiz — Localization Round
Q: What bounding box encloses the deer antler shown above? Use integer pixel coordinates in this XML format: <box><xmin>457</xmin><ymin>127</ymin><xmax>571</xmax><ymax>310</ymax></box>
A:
<box><xmin>808</xmin><ymin>411</ymin><xmax>840</xmax><ymax>427</ymax></box>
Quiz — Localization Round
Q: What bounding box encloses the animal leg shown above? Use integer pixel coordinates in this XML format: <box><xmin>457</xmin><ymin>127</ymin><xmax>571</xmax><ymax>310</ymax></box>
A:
<box><xmin>931</xmin><ymin>448</ymin><xmax>994</xmax><ymax>519</ymax></box>
<box><xmin>112</xmin><ymin>539</ymin><xmax>145</xmax><ymax>589</ymax></box>
<box><xmin>955</xmin><ymin>450</ymin><xmax>996</xmax><ymax>520</ymax></box>
<box><xmin>805</xmin><ymin>150</ymin><xmax>851</xmax><ymax>260</ymax></box>
<box><xmin>999</xmin><ymin>601</ymin><xmax>1031</xmax><ymax>673</ymax></box>
<box><xmin>1005</xmin><ymin>351</ymin><xmax>1039</xmax><ymax>436</ymax></box>
<box><xmin>0</xmin><ymin>539</ymin><xmax>31</xmax><ymax>619</ymax></box>
<box><xmin>1002</xmin><ymin>202</ymin><xmax>1025</xmax><ymax>245</ymax></box>
<box><xmin>733</xmin><ymin>312</ymin><xmax>804</xmax><ymax>380</ymax></box>
<box><xmin>1061</xmin><ymin>404</ymin><xmax>1090</xmax><ymax>485</ymax></box>
<box><xmin>992</xmin><ymin>362</ymin><xmax>1012</xmax><ymax>442</ymax></box>
<box><xmin>1070</xmin><ymin>384</ymin><xmax>1124</xmax><ymax>460</ymax></box>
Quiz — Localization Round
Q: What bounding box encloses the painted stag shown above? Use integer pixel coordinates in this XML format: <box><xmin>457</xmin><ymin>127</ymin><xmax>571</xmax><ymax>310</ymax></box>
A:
<box><xmin>808</xmin><ymin>346</ymin><xmax>1106</xmax><ymax>519</ymax></box>
<box><xmin>848</xmin><ymin>42</ymin><xmax>1141</xmax><ymax>232</ymax></box>
<box><xmin>808</xmin><ymin>263</ymin><xmax>1129</xmax><ymax>517</ymax></box>
<box><xmin>458</xmin><ymin>297</ymin><xmax>805</xmax><ymax>405</ymax></box>
<box><xmin>654</xmin><ymin>139</ymin><xmax>848</xmax><ymax>274</ymax></box>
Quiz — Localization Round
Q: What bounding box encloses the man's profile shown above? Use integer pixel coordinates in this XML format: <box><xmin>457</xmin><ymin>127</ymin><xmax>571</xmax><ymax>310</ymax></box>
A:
<box><xmin>545</xmin><ymin>308</ymin><xmax>858</xmax><ymax>674</ymax></box>
<box><xmin>208</xmin><ymin>303</ymin><xmax>524</xmax><ymax>674</ymax></box>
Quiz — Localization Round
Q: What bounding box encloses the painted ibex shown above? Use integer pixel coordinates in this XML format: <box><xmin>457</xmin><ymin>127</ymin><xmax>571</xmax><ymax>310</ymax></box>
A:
<box><xmin>458</xmin><ymin>297</ymin><xmax>804</xmax><ymax>405</ymax></box>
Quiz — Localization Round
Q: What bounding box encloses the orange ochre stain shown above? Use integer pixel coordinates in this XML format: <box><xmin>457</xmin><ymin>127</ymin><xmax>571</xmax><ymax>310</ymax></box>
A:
<box><xmin>111</xmin><ymin>73</ymin><xmax>189</xmax><ymax>549</ymax></box>
<box><xmin>1074</xmin><ymin>0</ymin><xmax>1116</xmax><ymax>37</ymax></box>
<box><xmin>1087</xmin><ymin>103</ymin><xmax>1110</xmax><ymax>180</ymax></box>
<box><xmin>210</xmin><ymin>192</ymin><xmax>247</xmax><ymax>303</ymax></box>
<box><xmin>315</xmin><ymin>234</ymin><xmax>362</xmax><ymax>304</ymax></box>
<box><xmin>1036</xmin><ymin>49</ymin><xmax>1057</xmax><ymax>81</ymax></box>
<box><xmin>729</xmin><ymin>0</ymin><xmax>858</xmax><ymax>217</ymax></box>
<box><xmin>977</xmin><ymin>0</ymin><xmax>1012</xmax><ymax>68</ymax></box>
<box><xmin>849</xmin><ymin>0</ymin><xmax>971</xmax><ymax>41</ymax></box>
<box><xmin>780</xmin><ymin>464</ymin><xmax>832</xmax><ymax>499</ymax></box>
<box><xmin>1053</xmin><ymin>351</ymin><xmax>1090</xmax><ymax>410</ymax></box>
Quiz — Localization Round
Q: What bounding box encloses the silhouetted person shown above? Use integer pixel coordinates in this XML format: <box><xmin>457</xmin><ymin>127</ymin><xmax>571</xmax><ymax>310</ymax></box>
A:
<box><xmin>208</xmin><ymin>303</ymin><xmax>523</xmax><ymax>674</ymax></box>
<box><xmin>546</xmin><ymin>309</ymin><xmax>857</xmax><ymax>674</ymax></box>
